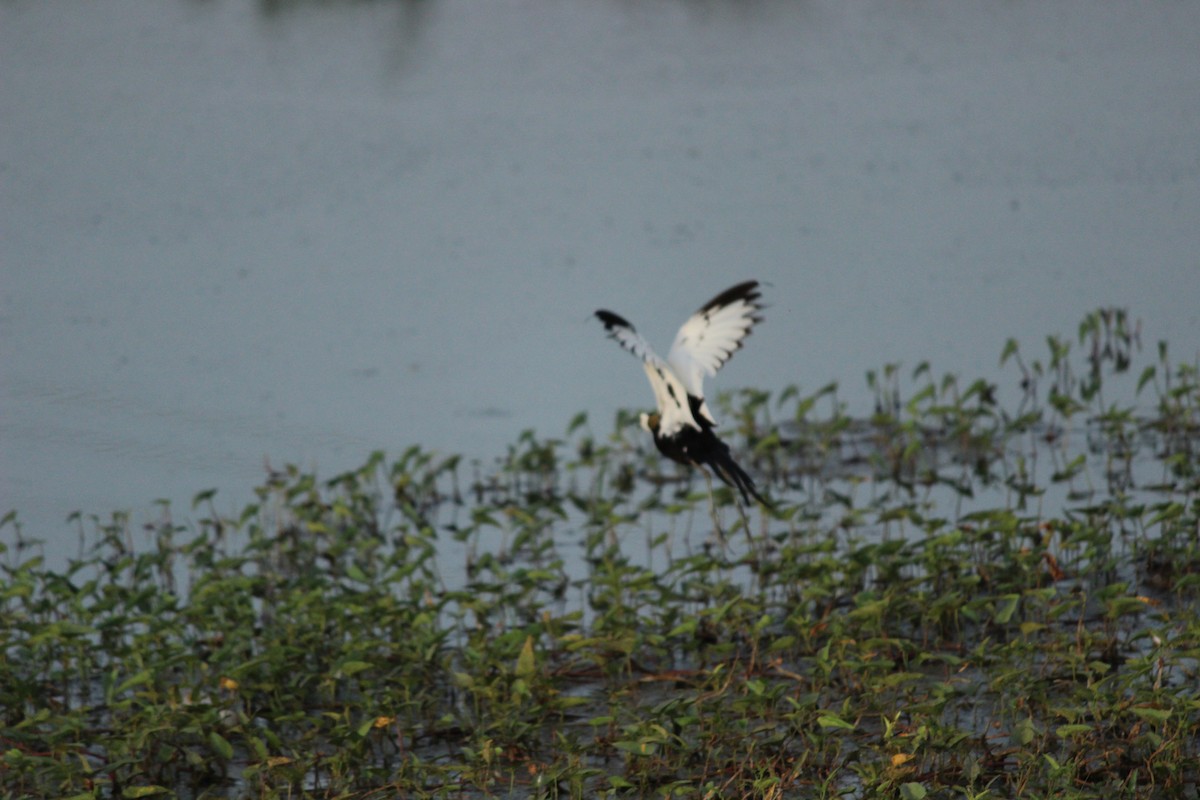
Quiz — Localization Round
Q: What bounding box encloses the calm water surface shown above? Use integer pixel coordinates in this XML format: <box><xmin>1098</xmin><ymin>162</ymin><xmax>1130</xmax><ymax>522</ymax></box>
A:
<box><xmin>2</xmin><ymin>0</ymin><xmax>1198</xmax><ymax>568</ymax></box>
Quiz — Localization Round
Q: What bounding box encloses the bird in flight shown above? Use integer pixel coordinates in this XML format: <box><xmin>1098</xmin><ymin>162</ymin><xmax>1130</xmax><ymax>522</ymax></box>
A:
<box><xmin>595</xmin><ymin>280</ymin><xmax>769</xmax><ymax>507</ymax></box>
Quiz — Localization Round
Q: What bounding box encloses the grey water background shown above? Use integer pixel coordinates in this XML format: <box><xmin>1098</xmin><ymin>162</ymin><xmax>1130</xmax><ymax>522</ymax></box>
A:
<box><xmin>2</xmin><ymin>0</ymin><xmax>1198</xmax><ymax>570</ymax></box>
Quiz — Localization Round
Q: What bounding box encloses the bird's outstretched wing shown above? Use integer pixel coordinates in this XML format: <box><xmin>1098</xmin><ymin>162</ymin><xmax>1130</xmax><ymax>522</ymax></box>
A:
<box><xmin>595</xmin><ymin>310</ymin><xmax>656</xmax><ymax>363</ymax></box>
<box><xmin>666</xmin><ymin>281</ymin><xmax>764</xmax><ymax>424</ymax></box>
<box><xmin>595</xmin><ymin>310</ymin><xmax>699</xmax><ymax>436</ymax></box>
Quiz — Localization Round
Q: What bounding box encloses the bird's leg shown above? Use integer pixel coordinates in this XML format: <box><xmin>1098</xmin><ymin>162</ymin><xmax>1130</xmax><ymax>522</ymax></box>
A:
<box><xmin>702</xmin><ymin>468</ymin><xmax>726</xmax><ymax>549</ymax></box>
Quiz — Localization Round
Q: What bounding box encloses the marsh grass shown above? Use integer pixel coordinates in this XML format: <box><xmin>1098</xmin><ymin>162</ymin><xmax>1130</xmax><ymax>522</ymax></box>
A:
<box><xmin>3</xmin><ymin>309</ymin><xmax>1199</xmax><ymax>799</ymax></box>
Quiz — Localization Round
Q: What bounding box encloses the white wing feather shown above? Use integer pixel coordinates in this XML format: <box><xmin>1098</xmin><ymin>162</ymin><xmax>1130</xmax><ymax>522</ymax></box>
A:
<box><xmin>596</xmin><ymin>281</ymin><xmax>763</xmax><ymax>436</ymax></box>
<box><xmin>642</xmin><ymin>361</ymin><xmax>697</xmax><ymax>437</ymax></box>
<box><xmin>666</xmin><ymin>281</ymin><xmax>764</xmax><ymax>424</ymax></box>
<box><xmin>596</xmin><ymin>310</ymin><xmax>700</xmax><ymax>436</ymax></box>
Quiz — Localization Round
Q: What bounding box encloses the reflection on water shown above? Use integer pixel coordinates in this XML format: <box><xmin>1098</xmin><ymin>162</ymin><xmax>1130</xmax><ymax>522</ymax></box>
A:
<box><xmin>256</xmin><ymin>0</ymin><xmax>437</xmax><ymax>79</ymax></box>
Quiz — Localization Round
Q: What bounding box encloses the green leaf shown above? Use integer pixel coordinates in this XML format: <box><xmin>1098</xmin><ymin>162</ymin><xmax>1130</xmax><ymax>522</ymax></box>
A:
<box><xmin>878</xmin><ymin>672</ymin><xmax>925</xmax><ymax>689</ymax></box>
<box><xmin>995</xmin><ymin>593</ymin><xmax>1020</xmax><ymax>624</ymax></box>
<box><xmin>668</xmin><ymin>618</ymin><xmax>698</xmax><ymax>638</ymax></box>
<box><xmin>999</xmin><ymin>338</ymin><xmax>1019</xmax><ymax>366</ymax></box>
<box><xmin>1106</xmin><ymin>596</ymin><xmax>1150</xmax><ymax>619</ymax></box>
<box><xmin>339</xmin><ymin>660</ymin><xmax>373</xmax><ymax>677</ymax></box>
<box><xmin>1056</xmin><ymin>724</ymin><xmax>1093</xmax><ymax>737</ymax></box>
<box><xmin>115</xmin><ymin>669</ymin><xmax>153</xmax><ymax>695</ymax></box>
<box><xmin>246</xmin><ymin>733</ymin><xmax>268</xmax><ymax>761</ymax></box>
<box><xmin>209</xmin><ymin>731</ymin><xmax>234</xmax><ymax>760</ymax></box>
<box><xmin>817</xmin><ymin>713</ymin><xmax>856</xmax><ymax>731</ymax></box>
<box><xmin>767</xmin><ymin>635</ymin><xmax>796</xmax><ymax>653</ymax></box>
<box><xmin>900</xmin><ymin>783</ymin><xmax>927</xmax><ymax>800</ymax></box>
<box><xmin>1136</xmin><ymin>365</ymin><xmax>1156</xmax><ymax>394</ymax></box>
<box><xmin>123</xmin><ymin>788</ymin><xmax>171</xmax><ymax>799</ymax></box>
<box><xmin>613</xmin><ymin>739</ymin><xmax>659</xmax><ymax>756</ymax></box>
<box><xmin>1011</xmin><ymin>717</ymin><xmax>1037</xmax><ymax>746</ymax></box>
<box><xmin>515</xmin><ymin>635</ymin><xmax>536</xmax><ymax>679</ymax></box>
<box><xmin>1130</xmin><ymin>706</ymin><xmax>1171</xmax><ymax>723</ymax></box>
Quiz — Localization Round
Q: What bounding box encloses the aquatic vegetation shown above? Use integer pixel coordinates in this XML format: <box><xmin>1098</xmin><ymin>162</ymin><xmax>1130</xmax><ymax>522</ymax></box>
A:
<box><xmin>2</xmin><ymin>309</ymin><xmax>1199</xmax><ymax>798</ymax></box>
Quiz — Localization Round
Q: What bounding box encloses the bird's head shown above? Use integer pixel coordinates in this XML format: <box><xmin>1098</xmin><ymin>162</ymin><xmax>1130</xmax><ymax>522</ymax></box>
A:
<box><xmin>639</xmin><ymin>412</ymin><xmax>660</xmax><ymax>434</ymax></box>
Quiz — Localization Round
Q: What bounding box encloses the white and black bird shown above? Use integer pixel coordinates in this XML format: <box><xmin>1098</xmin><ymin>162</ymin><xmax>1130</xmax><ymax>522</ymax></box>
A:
<box><xmin>595</xmin><ymin>280</ymin><xmax>769</xmax><ymax>507</ymax></box>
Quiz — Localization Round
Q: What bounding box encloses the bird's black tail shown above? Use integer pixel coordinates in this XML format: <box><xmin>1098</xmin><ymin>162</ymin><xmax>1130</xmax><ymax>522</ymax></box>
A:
<box><xmin>708</xmin><ymin>447</ymin><xmax>771</xmax><ymax>508</ymax></box>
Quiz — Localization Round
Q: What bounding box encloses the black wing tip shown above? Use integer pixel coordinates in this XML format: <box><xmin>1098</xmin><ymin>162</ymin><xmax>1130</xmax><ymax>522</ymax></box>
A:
<box><xmin>700</xmin><ymin>280</ymin><xmax>763</xmax><ymax>314</ymax></box>
<box><xmin>595</xmin><ymin>309</ymin><xmax>632</xmax><ymax>331</ymax></box>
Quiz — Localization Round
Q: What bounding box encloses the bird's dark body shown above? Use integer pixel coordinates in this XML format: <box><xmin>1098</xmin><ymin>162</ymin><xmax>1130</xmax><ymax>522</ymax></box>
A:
<box><xmin>648</xmin><ymin>406</ymin><xmax>769</xmax><ymax>507</ymax></box>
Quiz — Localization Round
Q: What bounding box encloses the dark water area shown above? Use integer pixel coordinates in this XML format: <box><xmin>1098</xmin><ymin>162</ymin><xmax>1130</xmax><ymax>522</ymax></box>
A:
<box><xmin>2</xmin><ymin>0</ymin><xmax>1198</xmax><ymax>568</ymax></box>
